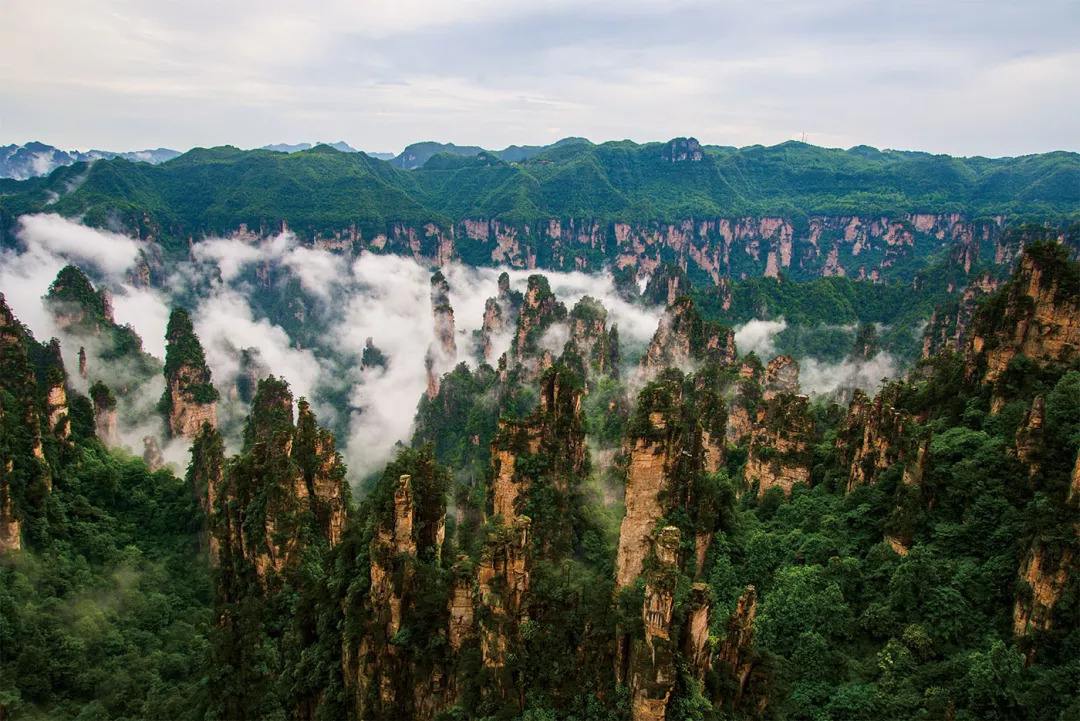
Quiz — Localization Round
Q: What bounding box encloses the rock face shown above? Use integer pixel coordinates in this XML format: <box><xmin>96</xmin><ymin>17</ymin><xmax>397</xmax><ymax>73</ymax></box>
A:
<box><xmin>489</xmin><ymin>366</ymin><xmax>587</xmax><ymax>549</ymax></box>
<box><xmin>346</xmin><ymin>452</ymin><xmax>448</xmax><ymax>720</ymax></box>
<box><xmin>142</xmin><ymin>436</ymin><xmax>165</xmax><ymax>471</ymax></box>
<box><xmin>683</xmin><ymin>583</ymin><xmax>712</xmax><ymax>682</ymax></box>
<box><xmin>628</xmin><ymin>526</ymin><xmax>681</xmax><ymax>721</ymax></box>
<box><xmin>836</xmin><ymin>388</ymin><xmax>926</xmax><ymax>493</ymax></box>
<box><xmin>714</xmin><ymin>586</ymin><xmax>760</xmax><ymax>709</ymax></box>
<box><xmin>641</xmin><ymin>297</ymin><xmax>735</xmax><ymax>374</ymax></box>
<box><xmin>0</xmin><ymin>443</ymin><xmax>20</xmax><ymax>553</ymax></box>
<box><xmin>922</xmin><ymin>274</ymin><xmax>1000</xmax><ymax>358</ymax></box>
<box><xmin>478</xmin><ymin>517</ymin><xmax>532</xmax><ymax>677</ymax></box>
<box><xmin>426</xmin><ymin>271</ymin><xmax>458</xmax><ymax>398</ymax></box>
<box><xmin>479</xmin><ymin>272</ymin><xmax>522</xmax><ymax>362</ymax></box>
<box><xmin>967</xmin><ymin>243</ymin><xmax>1080</xmax><ymax>411</ymax></box>
<box><xmin>565</xmin><ymin>296</ymin><xmax>620</xmax><ymax>376</ymax></box>
<box><xmin>745</xmin><ymin>394</ymin><xmax>813</xmax><ymax>497</ymax></box>
<box><xmin>616</xmin><ymin>368</ymin><xmax>729</xmax><ymax>590</ymax></box>
<box><xmin>1013</xmin><ymin>545</ymin><xmax>1075</xmax><ymax>655</ymax></box>
<box><xmin>1014</xmin><ymin>395</ymin><xmax>1046</xmax><ymax>478</ymax></box>
<box><xmin>510</xmin><ymin>274</ymin><xmax>567</xmax><ymax>371</ymax></box>
<box><xmin>90</xmin><ymin>381</ymin><xmax>119</xmax><ymax>447</ymax></box>
<box><xmin>208</xmin><ymin>377</ymin><xmax>348</xmax><ymax>583</ymax></box>
<box><xmin>660</xmin><ymin>137</ymin><xmax>704</xmax><ymax>162</ymax></box>
<box><xmin>161</xmin><ymin>308</ymin><xmax>218</xmax><ymax>438</ymax></box>
<box><xmin>763</xmin><ymin>354</ymin><xmax>799</xmax><ymax>400</ymax></box>
<box><xmin>643</xmin><ymin>263</ymin><xmax>691</xmax><ymax>306</ymax></box>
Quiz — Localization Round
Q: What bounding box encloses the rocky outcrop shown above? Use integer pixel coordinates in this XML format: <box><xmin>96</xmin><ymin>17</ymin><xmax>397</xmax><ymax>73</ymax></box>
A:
<box><xmin>682</xmin><ymin>583</ymin><xmax>712</xmax><ymax>682</ymax></box>
<box><xmin>643</xmin><ymin>263</ymin><xmax>690</xmax><ymax>306</ymax></box>
<box><xmin>565</xmin><ymin>296</ymin><xmax>619</xmax><ymax>376</ymax></box>
<box><xmin>0</xmin><ymin>452</ymin><xmax>20</xmax><ymax>553</ymax></box>
<box><xmin>208</xmin><ymin>377</ymin><xmax>348</xmax><ymax>584</ymax></box>
<box><xmin>745</xmin><ymin>394</ymin><xmax>813</xmax><ymax>497</ymax></box>
<box><xmin>628</xmin><ymin>526</ymin><xmax>681</xmax><ymax>721</ymax></box>
<box><xmin>921</xmin><ymin>273</ymin><xmax>1000</xmax><ymax>359</ymax></box>
<box><xmin>447</xmin><ymin>558</ymin><xmax>475</xmax><ymax>652</ymax></box>
<box><xmin>90</xmin><ymin>381</ymin><xmax>119</xmax><ymax>447</ymax></box>
<box><xmin>1014</xmin><ymin>396</ymin><xmax>1046</xmax><ymax>478</ymax></box>
<box><xmin>143</xmin><ymin>436</ymin><xmax>165</xmax><ymax>471</ymax></box>
<box><xmin>161</xmin><ymin>308</ymin><xmax>218</xmax><ymax>438</ymax></box>
<box><xmin>641</xmin><ymin>297</ymin><xmax>735</xmax><ymax>374</ymax></box>
<box><xmin>43</xmin><ymin>340</ymin><xmax>70</xmax><ymax>442</ymax></box>
<box><xmin>616</xmin><ymin>369</ymin><xmax>729</xmax><ymax>589</ymax></box>
<box><xmin>714</xmin><ymin>586</ymin><xmax>760</xmax><ymax>710</ymax></box>
<box><xmin>426</xmin><ymin>271</ymin><xmax>458</xmax><ymax>398</ymax></box>
<box><xmin>836</xmin><ymin>388</ymin><xmax>926</xmax><ymax>493</ymax></box>
<box><xmin>478</xmin><ymin>517</ymin><xmax>532</xmax><ymax>676</ymax></box>
<box><xmin>661</xmin><ymin>137</ymin><xmax>704</xmax><ymax>162</ymax></box>
<box><xmin>1013</xmin><ymin>545</ymin><xmax>1075</xmax><ymax>654</ymax></box>
<box><xmin>763</xmin><ymin>354</ymin><xmax>799</xmax><ymax>400</ymax></box>
<box><xmin>509</xmin><ymin>274</ymin><xmax>566</xmax><ymax>370</ymax></box>
<box><xmin>489</xmin><ymin>366</ymin><xmax>587</xmax><ymax>552</ymax></box>
<box><xmin>479</xmin><ymin>272</ymin><xmax>523</xmax><ymax>362</ymax></box>
<box><xmin>967</xmin><ymin>243</ymin><xmax>1080</xmax><ymax>411</ymax></box>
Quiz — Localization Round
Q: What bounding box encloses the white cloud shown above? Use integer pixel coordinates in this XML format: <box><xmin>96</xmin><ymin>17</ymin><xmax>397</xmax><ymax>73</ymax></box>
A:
<box><xmin>800</xmin><ymin>352</ymin><xmax>897</xmax><ymax>397</ymax></box>
<box><xmin>734</xmin><ymin>318</ymin><xmax>787</xmax><ymax>358</ymax></box>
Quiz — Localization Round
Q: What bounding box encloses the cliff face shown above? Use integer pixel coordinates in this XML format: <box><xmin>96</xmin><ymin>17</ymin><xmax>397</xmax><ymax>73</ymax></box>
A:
<box><xmin>161</xmin><ymin>308</ymin><xmax>218</xmax><ymax>438</ymax></box>
<box><xmin>836</xmin><ymin>388</ymin><xmax>926</xmax><ymax>493</ymax></box>
<box><xmin>426</xmin><ymin>271</ymin><xmax>458</xmax><ymax>398</ymax></box>
<box><xmin>762</xmin><ymin>354</ymin><xmax>799</xmax><ymax>400</ymax></box>
<box><xmin>509</xmin><ymin>274</ymin><xmax>567</xmax><ymax>372</ymax></box>
<box><xmin>641</xmin><ymin>296</ymin><xmax>735</xmax><ymax>374</ymax></box>
<box><xmin>628</xmin><ymin>526</ymin><xmax>681</xmax><ymax>721</ymax></box>
<box><xmin>90</xmin><ymin>381</ymin><xmax>119</xmax><ymax>447</ymax></box>
<box><xmin>967</xmin><ymin>244</ymin><xmax>1080</xmax><ymax>411</ymax></box>
<box><xmin>921</xmin><ymin>274</ymin><xmax>1000</xmax><ymax>359</ymax></box>
<box><xmin>0</xmin><ymin>451</ymin><xmax>20</xmax><ymax>553</ymax></box>
<box><xmin>616</xmin><ymin>368</ymin><xmax>730</xmax><ymax>589</ymax></box>
<box><xmin>207</xmin><ymin>377</ymin><xmax>347</xmax><ymax>581</ymax></box>
<box><xmin>489</xmin><ymin>366</ymin><xmax>587</xmax><ymax>552</ymax></box>
<box><xmin>346</xmin><ymin>451</ymin><xmax>449</xmax><ymax>720</ymax></box>
<box><xmin>745</xmin><ymin>394</ymin><xmax>813</xmax><ymax>497</ymax></box>
<box><xmin>479</xmin><ymin>272</ymin><xmax>522</xmax><ymax>362</ymax></box>
<box><xmin>714</xmin><ymin>586</ymin><xmax>761</xmax><ymax>710</ymax></box>
<box><xmin>565</xmin><ymin>296</ymin><xmax>619</xmax><ymax>376</ymax></box>
<box><xmin>1013</xmin><ymin>545</ymin><xmax>1075</xmax><ymax>654</ymax></box>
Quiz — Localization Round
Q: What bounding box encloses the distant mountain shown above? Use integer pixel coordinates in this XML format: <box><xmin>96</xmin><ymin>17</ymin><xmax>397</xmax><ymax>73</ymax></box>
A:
<box><xmin>0</xmin><ymin>141</ymin><xmax>180</xmax><ymax>179</ymax></box>
<box><xmin>261</xmin><ymin>141</ymin><xmax>394</xmax><ymax>159</ymax></box>
<box><xmin>389</xmin><ymin>137</ymin><xmax>592</xmax><ymax>169</ymax></box>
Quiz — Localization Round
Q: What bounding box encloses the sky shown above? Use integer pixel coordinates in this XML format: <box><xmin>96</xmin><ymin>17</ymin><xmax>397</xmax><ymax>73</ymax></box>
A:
<box><xmin>1</xmin><ymin>0</ymin><xmax>1077</xmax><ymax>157</ymax></box>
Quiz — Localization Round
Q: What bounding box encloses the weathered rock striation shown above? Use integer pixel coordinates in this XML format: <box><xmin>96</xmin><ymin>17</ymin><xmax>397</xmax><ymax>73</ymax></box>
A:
<box><xmin>745</xmin><ymin>394</ymin><xmax>814</xmax><ymax>498</ymax></box>
<box><xmin>641</xmin><ymin>296</ymin><xmax>735</xmax><ymax>375</ymax></box>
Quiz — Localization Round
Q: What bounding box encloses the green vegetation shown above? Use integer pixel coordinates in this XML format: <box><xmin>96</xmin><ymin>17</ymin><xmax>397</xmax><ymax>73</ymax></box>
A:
<box><xmin>2</xmin><ymin>141</ymin><xmax>1076</xmax><ymax>254</ymax></box>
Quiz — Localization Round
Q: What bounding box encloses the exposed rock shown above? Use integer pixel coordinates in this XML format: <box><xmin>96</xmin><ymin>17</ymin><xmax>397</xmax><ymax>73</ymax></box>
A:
<box><xmin>714</xmin><ymin>586</ymin><xmax>759</xmax><ymax>709</ymax></box>
<box><xmin>232</xmin><ymin>347</ymin><xmax>268</xmax><ymax>404</ymax></box>
<box><xmin>629</xmin><ymin>527</ymin><xmax>681</xmax><ymax>721</ymax></box>
<box><xmin>479</xmin><ymin>272</ymin><xmax>522</xmax><ymax>362</ymax></box>
<box><xmin>565</xmin><ymin>296</ymin><xmax>619</xmax><ymax>376</ymax></box>
<box><xmin>142</xmin><ymin>436</ymin><xmax>165</xmax><ymax>471</ymax></box>
<box><xmin>510</xmin><ymin>274</ymin><xmax>567</xmax><ymax>371</ymax></box>
<box><xmin>921</xmin><ymin>274</ymin><xmax>1000</xmax><ymax>359</ymax></box>
<box><xmin>763</xmin><ymin>354</ymin><xmax>799</xmax><ymax>400</ymax></box>
<box><xmin>643</xmin><ymin>263</ymin><xmax>690</xmax><ymax>306</ymax></box>
<box><xmin>661</xmin><ymin>137</ymin><xmax>704</xmax><ymax>162</ymax></box>
<box><xmin>162</xmin><ymin>308</ymin><xmax>218</xmax><ymax>438</ymax></box>
<box><xmin>682</xmin><ymin>583</ymin><xmax>712</xmax><ymax>681</ymax></box>
<box><xmin>427</xmin><ymin>271</ymin><xmax>458</xmax><ymax>399</ymax></box>
<box><xmin>836</xmin><ymin>388</ymin><xmax>925</xmax><ymax>493</ymax></box>
<box><xmin>745</xmin><ymin>394</ymin><xmax>813</xmax><ymax>497</ymax></box>
<box><xmin>616</xmin><ymin>369</ymin><xmax>729</xmax><ymax>588</ymax></box>
<box><xmin>447</xmin><ymin>557</ymin><xmax>475</xmax><ymax>651</ymax></box>
<box><xmin>90</xmin><ymin>381</ymin><xmax>119</xmax><ymax>447</ymax></box>
<box><xmin>489</xmin><ymin>366</ymin><xmax>587</xmax><ymax>552</ymax></box>
<box><xmin>967</xmin><ymin>243</ymin><xmax>1080</xmax><ymax>411</ymax></box>
<box><xmin>641</xmin><ymin>296</ymin><xmax>735</xmax><ymax>374</ymax></box>
<box><xmin>1013</xmin><ymin>544</ymin><xmax>1075</xmax><ymax>654</ymax></box>
<box><xmin>0</xmin><ymin>457</ymin><xmax>20</xmax><ymax>553</ymax></box>
<box><xmin>478</xmin><ymin>516</ymin><xmax>532</xmax><ymax>695</ymax></box>
<box><xmin>78</xmin><ymin>346</ymin><xmax>88</xmax><ymax>379</ymax></box>
<box><xmin>1014</xmin><ymin>395</ymin><xmax>1046</xmax><ymax>479</ymax></box>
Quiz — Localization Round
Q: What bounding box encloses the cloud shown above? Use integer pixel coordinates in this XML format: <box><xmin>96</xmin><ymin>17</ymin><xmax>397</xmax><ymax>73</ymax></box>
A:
<box><xmin>734</xmin><ymin>318</ymin><xmax>787</xmax><ymax>357</ymax></box>
<box><xmin>800</xmin><ymin>351</ymin><xmax>897</xmax><ymax>397</ymax></box>
<box><xmin>2</xmin><ymin>1</ymin><xmax>1075</xmax><ymax>155</ymax></box>
<box><xmin>17</xmin><ymin>213</ymin><xmax>142</xmax><ymax>276</ymax></box>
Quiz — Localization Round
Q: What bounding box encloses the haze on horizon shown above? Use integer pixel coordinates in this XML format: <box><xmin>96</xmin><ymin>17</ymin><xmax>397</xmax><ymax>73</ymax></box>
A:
<box><xmin>1</xmin><ymin>0</ymin><xmax>1078</xmax><ymax>158</ymax></box>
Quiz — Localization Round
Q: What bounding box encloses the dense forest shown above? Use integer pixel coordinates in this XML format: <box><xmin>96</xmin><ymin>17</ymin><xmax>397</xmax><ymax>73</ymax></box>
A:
<box><xmin>1</xmin><ymin>225</ymin><xmax>1077</xmax><ymax>721</ymax></box>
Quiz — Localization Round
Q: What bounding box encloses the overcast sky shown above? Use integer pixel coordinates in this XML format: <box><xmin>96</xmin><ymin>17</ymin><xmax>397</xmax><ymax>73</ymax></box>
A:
<box><xmin>2</xmin><ymin>0</ymin><xmax>1077</xmax><ymax>157</ymax></box>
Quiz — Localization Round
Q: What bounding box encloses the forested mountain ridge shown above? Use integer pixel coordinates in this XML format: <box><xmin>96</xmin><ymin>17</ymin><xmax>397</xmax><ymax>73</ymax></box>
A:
<box><xmin>1</xmin><ymin>139</ymin><xmax>1077</xmax><ymax>285</ymax></box>
<box><xmin>2</xmin><ymin>238</ymin><xmax>1077</xmax><ymax>720</ymax></box>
